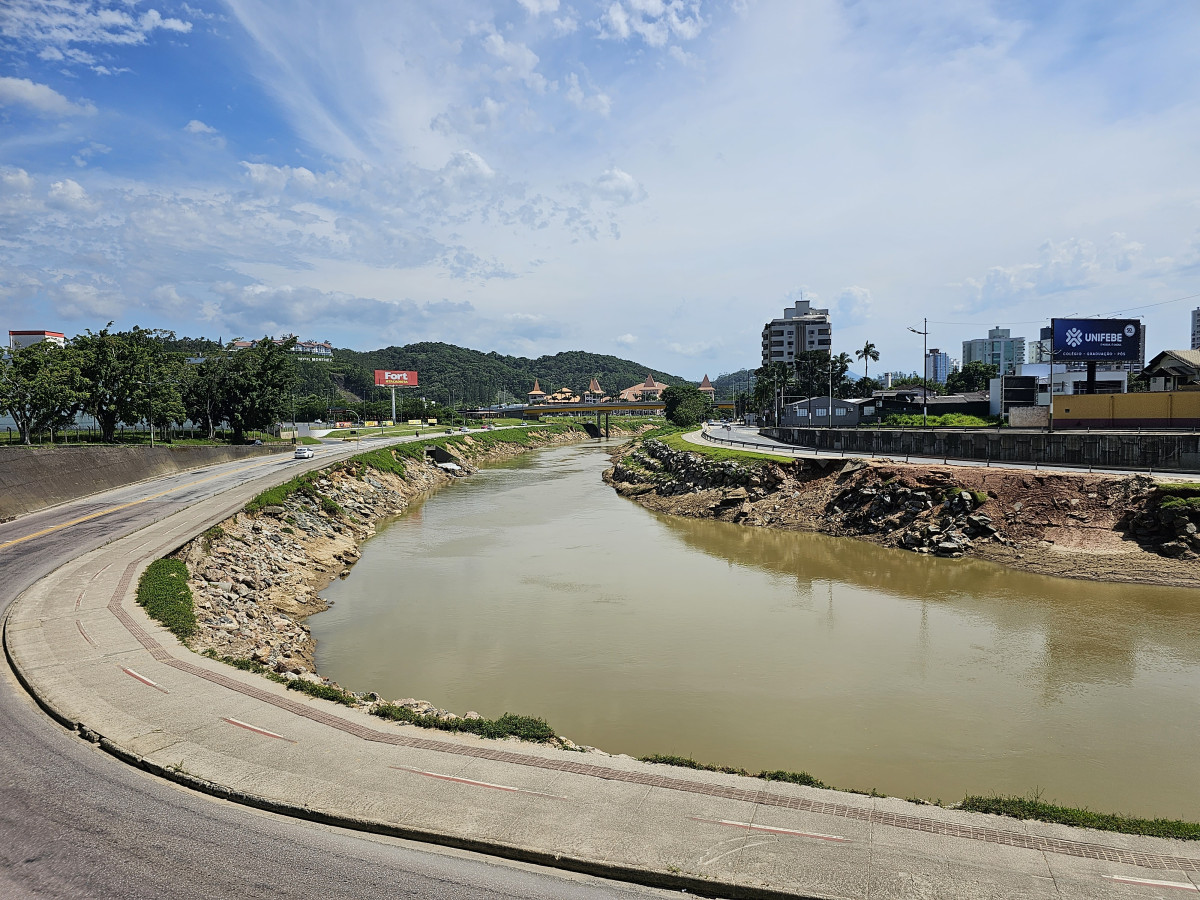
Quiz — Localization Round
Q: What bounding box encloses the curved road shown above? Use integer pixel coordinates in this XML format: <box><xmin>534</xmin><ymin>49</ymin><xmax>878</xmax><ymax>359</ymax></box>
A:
<box><xmin>0</xmin><ymin>446</ymin><xmax>670</xmax><ymax>900</ymax></box>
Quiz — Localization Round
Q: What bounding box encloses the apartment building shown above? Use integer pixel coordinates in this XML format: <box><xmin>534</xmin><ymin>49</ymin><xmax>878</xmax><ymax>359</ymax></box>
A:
<box><xmin>761</xmin><ymin>299</ymin><xmax>832</xmax><ymax>366</ymax></box>
<box><xmin>962</xmin><ymin>327</ymin><xmax>1026</xmax><ymax>375</ymax></box>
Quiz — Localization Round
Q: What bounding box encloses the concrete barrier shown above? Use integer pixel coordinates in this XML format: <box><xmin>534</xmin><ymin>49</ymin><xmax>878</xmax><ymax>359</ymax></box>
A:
<box><xmin>764</xmin><ymin>427</ymin><xmax>1200</xmax><ymax>472</ymax></box>
<box><xmin>0</xmin><ymin>444</ymin><xmax>291</xmax><ymax>520</ymax></box>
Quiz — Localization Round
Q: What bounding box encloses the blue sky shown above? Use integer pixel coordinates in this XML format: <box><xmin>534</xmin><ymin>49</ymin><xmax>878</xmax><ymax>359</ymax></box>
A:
<box><xmin>2</xmin><ymin>0</ymin><xmax>1199</xmax><ymax>379</ymax></box>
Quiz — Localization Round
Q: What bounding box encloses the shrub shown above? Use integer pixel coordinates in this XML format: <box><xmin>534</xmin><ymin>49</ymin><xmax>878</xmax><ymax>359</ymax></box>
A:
<box><xmin>960</xmin><ymin>794</ymin><xmax>1200</xmax><ymax>841</ymax></box>
<box><xmin>286</xmin><ymin>679</ymin><xmax>358</xmax><ymax>705</ymax></box>
<box><xmin>136</xmin><ymin>559</ymin><xmax>197</xmax><ymax>641</ymax></box>
<box><xmin>372</xmin><ymin>704</ymin><xmax>556</xmax><ymax>742</ymax></box>
<box><xmin>201</xmin><ymin>525</ymin><xmax>225</xmax><ymax>553</ymax></box>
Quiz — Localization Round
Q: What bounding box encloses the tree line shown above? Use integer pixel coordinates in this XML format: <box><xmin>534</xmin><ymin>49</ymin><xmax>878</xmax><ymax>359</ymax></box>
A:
<box><xmin>0</xmin><ymin>326</ymin><xmax>297</xmax><ymax>445</ymax></box>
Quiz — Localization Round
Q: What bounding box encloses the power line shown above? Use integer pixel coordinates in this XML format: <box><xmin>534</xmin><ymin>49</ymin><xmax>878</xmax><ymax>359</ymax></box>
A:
<box><xmin>927</xmin><ymin>290</ymin><xmax>1200</xmax><ymax>328</ymax></box>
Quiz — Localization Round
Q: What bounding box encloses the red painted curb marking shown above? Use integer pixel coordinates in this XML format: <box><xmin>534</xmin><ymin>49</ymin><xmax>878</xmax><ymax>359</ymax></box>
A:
<box><xmin>77</xmin><ymin>620</ymin><xmax>98</xmax><ymax>648</ymax></box>
<box><xmin>119</xmin><ymin>666</ymin><xmax>169</xmax><ymax>694</ymax></box>
<box><xmin>1102</xmin><ymin>875</ymin><xmax>1198</xmax><ymax>891</ymax></box>
<box><xmin>390</xmin><ymin>766</ymin><xmax>566</xmax><ymax>799</ymax></box>
<box><xmin>221</xmin><ymin>717</ymin><xmax>295</xmax><ymax>742</ymax></box>
<box><xmin>90</xmin><ymin>563</ymin><xmax>112</xmax><ymax>581</ymax></box>
<box><xmin>691</xmin><ymin>817</ymin><xmax>849</xmax><ymax>843</ymax></box>
<box><xmin>75</xmin><ymin>591</ymin><xmax>83</xmax><ymax>610</ymax></box>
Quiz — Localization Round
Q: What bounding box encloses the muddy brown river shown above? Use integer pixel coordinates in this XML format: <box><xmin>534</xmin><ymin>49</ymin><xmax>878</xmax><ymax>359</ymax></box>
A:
<box><xmin>314</xmin><ymin>442</ymin><xmax>1200</xmax><ymax>819</ymax></box>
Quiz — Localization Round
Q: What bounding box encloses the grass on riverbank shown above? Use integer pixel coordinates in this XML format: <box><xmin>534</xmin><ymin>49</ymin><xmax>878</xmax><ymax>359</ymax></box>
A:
<box><xmin>372</xmin><ymin>702</ymin><xmax>557</xmax><ymax>742</ymax></box>
<box><xmin>960</xmin><ymin>794</ymin><xmax>1200</xmax><ymax>841</ymax></box>
<box><xmin>656</xmin><ymin>429</ymin><xmax>792</xmax><ymax>465</ymax></box>
<box><xmin>640</xmin><ymin>754</ymin><xmax>826</xmax><ymax>788</ymax></box>
<box><xmin>136</xmin><ymin>559</ymin><xmax>196</xmax><ymax>641</ymax></box>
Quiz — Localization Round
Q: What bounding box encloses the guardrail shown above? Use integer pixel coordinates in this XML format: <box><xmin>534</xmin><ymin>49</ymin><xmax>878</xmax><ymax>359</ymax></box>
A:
<box><xmin>697</xmin><ymin>427</ymin><xmax>1194</xmax><ymax>476</ymax></box>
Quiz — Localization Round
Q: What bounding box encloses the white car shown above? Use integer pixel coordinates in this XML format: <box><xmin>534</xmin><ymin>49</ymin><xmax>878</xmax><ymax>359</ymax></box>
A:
<box><xmin>294</xmin><ymin>446</ymin><xmax>315</xmax><ymax>459</ymax></box>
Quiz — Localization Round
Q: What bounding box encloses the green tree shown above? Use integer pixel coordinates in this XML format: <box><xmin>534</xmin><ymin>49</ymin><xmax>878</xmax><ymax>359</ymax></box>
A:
<box><xmin>753</xmin><ymin>361</ymin><xmax>791</xmax><ymax>417</ymax></box>
<box><xmin>181</xmin><ymin>354</ymin><xmax>228</xmax><ymax>440</ymax></box>
<box><xmin>220</xmin><ymin>337</ymin><xmax>297</xmax><ymax>442</ymax></box>
<box><xmin>832</xmin><ymin>351</ymin><xmax>855</xmax><ymax>398</ymax></box>
<box><xmin>855</xmin><ymin>341</ymin><xmax>879</xmax><ymax>379</ymax></box>
<box><xmin>74</xmin><ymin>325</ymin><xmax>174</xmax><ymax>442</ymax></box>
<box><xmin>851</xmin><ymin>375</ymin><xmax>881</xmax><ymax>399</ymax></box>
<box><xmin>0</xmin><ymin>341</ymin><xmax>84</xmax><ymax>444</ymax></box>
<box><xmin>946</xmin><ymin>361</ymin><xmax>998</xmax><ymax>394</ymax></box>
<box><xmin>661</xmin><ymin>384</ymin><xmax>711</xmax><ymax>427</ymax></box>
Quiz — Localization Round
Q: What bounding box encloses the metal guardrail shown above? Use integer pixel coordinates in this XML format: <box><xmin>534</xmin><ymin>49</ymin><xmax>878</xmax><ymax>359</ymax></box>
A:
<box><xmin>697</xmin><ymin>428</ymin><xmax>1197</xmax><ymax>476</ymax></box>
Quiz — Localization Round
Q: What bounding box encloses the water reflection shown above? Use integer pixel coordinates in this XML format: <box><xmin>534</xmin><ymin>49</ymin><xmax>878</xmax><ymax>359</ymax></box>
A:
<box><xmin>315</xmin><ymin>442</ymin><xmax>1200</xmax><ymax>819</ymax></box>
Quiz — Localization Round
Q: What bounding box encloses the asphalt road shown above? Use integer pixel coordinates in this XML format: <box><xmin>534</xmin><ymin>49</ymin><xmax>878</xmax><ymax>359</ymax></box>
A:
<box><xmin>0</xmin><ymin>448</ymin><xmax>674</xmax><ymax>900</ymax></box>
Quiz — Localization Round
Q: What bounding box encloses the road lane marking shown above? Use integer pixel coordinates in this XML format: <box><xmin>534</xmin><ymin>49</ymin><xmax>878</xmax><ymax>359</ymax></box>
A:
<box><xmin>119</xmin><ymin>666</ymin><xmax>169</xmax><ymax>694</ymax></box>
<box><xmin>389</xmin><ymin>765</ymin><xmax>566</xmax><ymax>799</ymax></box>
<box><xmin>77</xmin><ymin>620</ymin><xmax>98</xmax><ymax>648</ymax></box>
<box><xmin>220</xmin><ymin>717</ymin><xmax>294</xmax><ymax>742</ymax></box>
<box><xmin>0</xmin><ymin>456</ymin><xmax>291</xmax><ymax>551</ymax></box>
<box><xmin>1102</xmin><ymin>875</ymin><xmax>1198</xmax><ymax>891</ymax></box>
<box><xmin>690</xmin><ymin>818</ymin><xmax>849</xmax><ymax>842</ymax></box>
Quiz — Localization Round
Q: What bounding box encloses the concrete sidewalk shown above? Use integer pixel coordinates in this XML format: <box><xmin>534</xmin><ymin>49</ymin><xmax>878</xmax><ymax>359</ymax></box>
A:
<box><xmin>6</xmin><ymin>465</ymin><xmax>1200</xmax><ymax>899</ymax></box>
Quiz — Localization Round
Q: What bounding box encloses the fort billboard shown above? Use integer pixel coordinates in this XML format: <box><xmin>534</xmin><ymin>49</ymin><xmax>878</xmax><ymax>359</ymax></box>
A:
<box><xmin>374</xmin><ymin>370</ymin><xmax>419</xmax><ymax>387</ymax></box>
<box><xmin>1052</xmin><ymin>318</ymin><xmax>1142</xmax><ymax>362</ymax></box>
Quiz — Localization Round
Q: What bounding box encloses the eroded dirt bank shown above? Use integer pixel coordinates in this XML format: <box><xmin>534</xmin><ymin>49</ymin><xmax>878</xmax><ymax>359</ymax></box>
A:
<box><xmin>605</xmin><ymin>438</ymin><xmax>1200</xmax><ymax>589</ymax></box>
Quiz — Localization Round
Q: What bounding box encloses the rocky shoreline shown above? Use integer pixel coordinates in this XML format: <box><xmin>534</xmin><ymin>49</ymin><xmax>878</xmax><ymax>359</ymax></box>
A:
<box><xmin>606</xmin><ymin>437</ymin><xmax>1200</xmax><ymax>589</ymax></box>
<box><xmin>172</xmin><ymin>425</ymin><xmax>634</xmax><ymax>752</ymax></box>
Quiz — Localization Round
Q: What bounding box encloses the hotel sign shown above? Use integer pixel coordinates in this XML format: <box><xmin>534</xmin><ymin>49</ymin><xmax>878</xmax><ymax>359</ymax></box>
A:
<box><xmin>374</xmin><ymin>370</ymin><xmax>419</xmax><ymax>387</ymax></box>
<box><xmin>1052</xmin><ymin>319</ymin><xmax>1141</xmax><ymax>362</ymax></box>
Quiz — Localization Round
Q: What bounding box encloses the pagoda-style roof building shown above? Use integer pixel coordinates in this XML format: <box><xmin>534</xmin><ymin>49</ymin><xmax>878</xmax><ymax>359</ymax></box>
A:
<box><xmin>527</xmin><ymin>378</ymin><xmax>546</xmax><ymax>403</ymax></box>
<box><xmin>583</xmin><ymin>377</ymin><xmax>610</xmax><ymax>404</ymax></box>
<box><xmin>699</xmin><ymin>374</ymin><xmax>716</xmax><ymax>400</ymax></box>
<box><xmin>546</xmin><ymin>386</ymin><xmax>580</xmax><ymax>404</ymax></box>
<box><xmin>618</xmin><ymin>373</ymin><xmax>668</xmax><ymax>402</ymax></box>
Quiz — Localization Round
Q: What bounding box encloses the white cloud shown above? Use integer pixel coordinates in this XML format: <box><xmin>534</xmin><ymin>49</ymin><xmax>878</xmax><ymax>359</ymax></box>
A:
<box><xmin>553</xmin><ymin>14</ymin><xmax>579</xmax><ymax>35</ymax></box>
<box><xmin>831</xmin><ymin>286</ymin><xmax>872</xmax><ymax>325</ymax></box>
<box><xmin>517</xmin><ymin>0</ymin><xmax>559</xmax><ymax>14</ymax></box>
<box><xmin>0</xmin><ymin>76</ymin><xmax>95</xmax><ymax>116</ymax></box>
<box><xmin>1</xmin><ymin>167</ymin><xmax>35</xmax><ymax>194</ymax></box>
<box><xmin>590</xmin><ymin>168</ymin><xmax>647</xmax><ymax>205</ymax></box>
<box><xmin>564</xmin><ymin>73</ymin><xmax>612</xmax><ymax>116</ymax></box>
<box><xmin>595</xmin><ymin>0</ymin><xmax>707</xmax><ymax>46</ymax></box>
<box><xmin>615</xmin><ymin>332</ymin><xmax>637</xmax><ymax>345</ymax></box>
<box><xmin>185</xmin><ymin>119</ymin><xmax>217</xmax><ymax>134</ymax></box>
<box><xmin>46</xmin><ymin>178</ymin><xmax>94</xmax><ymax>210</ymax></box>
<box><xmin>0</xmin><ymin>1</ymin><xmax>193</xmax><ymax>57</ymax></box>
<box><xmin>483</xmin><ymin>32</ymin><xmax>547</xmax><ymax>92</ymax></box>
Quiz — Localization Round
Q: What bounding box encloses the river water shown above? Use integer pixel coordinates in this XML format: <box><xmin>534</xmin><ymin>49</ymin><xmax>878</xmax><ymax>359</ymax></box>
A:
<box><xmin>314</xmin><ymin>442</ymin><xmax>1200</xmax><ymax>819</ymax></box>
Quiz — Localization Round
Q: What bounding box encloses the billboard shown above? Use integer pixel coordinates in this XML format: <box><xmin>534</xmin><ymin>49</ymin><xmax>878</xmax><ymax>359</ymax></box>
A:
<box><xmin>1052</xmin><ymin>319</ymin><xmax>1142</xmax><ymax>362</ymax></box>
<box><xmin>374</xmin><ymin>369</ymin><xmax>419</xmax><ymax>387</ymax></box>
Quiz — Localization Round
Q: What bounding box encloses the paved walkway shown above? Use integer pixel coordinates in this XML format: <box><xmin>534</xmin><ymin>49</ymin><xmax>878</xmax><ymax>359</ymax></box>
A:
<box><xmin>6</xmin><ymin>457</ymin><xmax>1200</xmax><ymax>898</ymax></box>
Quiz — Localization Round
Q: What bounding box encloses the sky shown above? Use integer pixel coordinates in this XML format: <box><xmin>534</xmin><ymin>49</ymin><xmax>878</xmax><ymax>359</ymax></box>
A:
<box><xmin>1</xmin><ymin>0</ymin><xmax>1199</xmax><ymax>380</ymax></box>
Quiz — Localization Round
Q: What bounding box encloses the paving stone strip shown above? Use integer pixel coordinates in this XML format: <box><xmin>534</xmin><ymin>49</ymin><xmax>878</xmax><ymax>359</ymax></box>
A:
<box><xmin>104</xmin><ymin>559</ymin><xmax>1200</xmax><ymax>875</ymax></box>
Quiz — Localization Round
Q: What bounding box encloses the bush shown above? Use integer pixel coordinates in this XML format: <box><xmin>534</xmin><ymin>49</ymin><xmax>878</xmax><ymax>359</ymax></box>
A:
<box><xmin>960</xmin><ymin>794</ymin><xmax>1200</xmax><ymax>841</ymax></box>
<box><xmin>201</xmin><ymin>525</ymin><xmax>225</xmax><ymax>553</ymax></box>
<box><xmin>286</xmin><ymin>679</ymin><xmax>357</xmax><ymax>705</ymax></box>
<box><xmin>880</xmin><ymin>413</ymin><xmax>1000</xmax><ymax>428</ymax></box>
<box><xmin>372</xmin><ymin>703</ymin><xmax>556</xmax><ymax>742</ymax></box>
<box><xmin>136</xmin><ymin>559</ymin><xmax>197</xmax><ymax>641</ymax></box>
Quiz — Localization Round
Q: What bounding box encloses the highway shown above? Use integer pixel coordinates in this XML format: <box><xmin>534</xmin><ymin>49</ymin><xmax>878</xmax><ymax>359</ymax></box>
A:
<box><xmin>0</xmin><ymin>443</ymin><xmax>671</xmax><ymax>900</ymax></box>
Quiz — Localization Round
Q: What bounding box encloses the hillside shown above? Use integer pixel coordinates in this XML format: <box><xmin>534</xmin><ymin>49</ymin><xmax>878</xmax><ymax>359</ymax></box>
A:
<box><xmin>296</xmin><ymin>342</ymin><xmax>692</xmax><ymax>407</ymax></box>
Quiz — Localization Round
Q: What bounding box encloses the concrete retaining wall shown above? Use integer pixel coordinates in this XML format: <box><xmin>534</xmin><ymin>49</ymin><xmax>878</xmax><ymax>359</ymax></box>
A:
<box><xmin>0</xmin><ymin>444</ymin><xmax>291</xmax><ymax>520</ymax></box>
<box><xmin>764</xmin><ymin>427</ymin><xmax>1200</xmax><ymax>473</ymax></box>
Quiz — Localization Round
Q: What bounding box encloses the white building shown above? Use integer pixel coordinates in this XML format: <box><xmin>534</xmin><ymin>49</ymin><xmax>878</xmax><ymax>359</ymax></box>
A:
<box><xmin>924</xmin><ymin>348</ymin><xmax>950</xmax><ymax>384</ymax></box>
<box><xmin>8</xmin><ymin>330</ymin><xmax>66</xmax><ymax>350</ymax></box>
<box><xmin>963</xmin><ymin>326</ymin><xmax>1026</xmax><ymax>375</ymax></box>
<box><xmin>761</xmin><ymin>299</ymin><xmax>832</xmax><ymax>366</ymax></box>
<box><xmin>988</xmin><ymin>363</ymin><xmax>1127</xmax><ymax>416</ymax></box>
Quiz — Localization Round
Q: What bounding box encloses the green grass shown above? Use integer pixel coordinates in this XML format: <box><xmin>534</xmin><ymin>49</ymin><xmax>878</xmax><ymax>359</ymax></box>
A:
<box><xmin>960</xmin><ymin>794</ymin><xmax>1200</xmax><ymax>841</ymax></box>
<box><xmin>1156</xmin><ymin>483</ymin><xmax>1200</xmax><ymax>509</ymax></box>
<box><xmin>298</xmin><ymin>436</ymin><xmax>323</xmax><ymax>445</ymax></box>
<box><xmin>880</xmin><ymin>413</ymin><xmax>1002</xmax><ymax>427</ymax></box>
<box><xmin>639</xmin><ymin>755</ymin><xmax>827</xmax><ymax>788</ymax></box>
<box><xmin>203</xmin><ymin>648</ymin><xmax>287</xmax><ymax>682</ymax></box>
<box><xmin>286</xmin><ymin>679</ymin><xmax>358</xmax><ymax>705</ymax></box>
<box><xmin>372</xmin><ymin>703</ymin><xmax>556</xmax><ymax>742</ymax></box>
<box><xmin>136</xmin><ymin>559</ymin><xmax>196</xmax><ymax>641</ymax></box>
<box><xmin>657</xmin><ymin>429</ymin><xmax>787</xmax><ymax>465</ymax></box>
<box><xmin>200</xmin><ymin>525</ymin><xmax>225</xmax><ymax>553</ymax></box>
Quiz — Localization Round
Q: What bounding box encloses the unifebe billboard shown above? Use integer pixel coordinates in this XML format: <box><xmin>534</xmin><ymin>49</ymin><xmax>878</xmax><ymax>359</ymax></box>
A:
<box><xmin>374</xmin><ymin>370</ymin><xmax>419</xmax><ymax>387</ymax></box>
<box><xmin>1052</xmin><ymin>319</ymin><xmax>1142</xmax><ymax>362</ymax></box>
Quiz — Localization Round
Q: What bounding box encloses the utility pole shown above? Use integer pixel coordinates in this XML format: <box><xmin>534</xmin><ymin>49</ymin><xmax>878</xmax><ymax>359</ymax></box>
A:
<box><xmin>828</xmin><ymin>353</ymin><xmax>833</xmax><ymax>429</ymax></box>
<box><xmin>908</xmin><ymin>318</ymin><xmax>929</xmax><ymax>428</ymax></box>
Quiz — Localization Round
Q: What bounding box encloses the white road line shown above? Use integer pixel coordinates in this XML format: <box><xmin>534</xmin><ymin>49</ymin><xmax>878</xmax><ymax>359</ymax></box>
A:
<box><xmin>119</xmin><ymin>666</ymin><xmax>169</xmax><ymax>694</ymax></box>
<box><xmin>1102</xmin><ymin>875</ymin><xmax>1198</xmax><ymax>891</ymax></box>
<box><xmin>220</xmin><ymin>717</ymin><xmax>294</xmax><ymax>742</ymax></box>
<box><xmin>691</xmin><ymin>817</ymin><xmax>849</xmax><ymax>842</ymax></box>
<box><xmin>389</xmin><ymin>766</ymin><xmax>565</xmax><ymax>799</ymax></box>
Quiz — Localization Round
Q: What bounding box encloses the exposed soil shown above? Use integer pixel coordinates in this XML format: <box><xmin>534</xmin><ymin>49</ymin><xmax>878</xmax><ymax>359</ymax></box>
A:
<box><xmin>605</xmin><ymin>439</ymin><xmax>1200</xmax><ymax>590</ymax></box>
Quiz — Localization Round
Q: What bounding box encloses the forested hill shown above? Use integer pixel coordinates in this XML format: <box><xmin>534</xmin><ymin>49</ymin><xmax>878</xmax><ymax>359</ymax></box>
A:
<box><xmin>711</xmin><ymin>369</ymin><xmax>756</xmax><ymax>400</ymax></box>
<box><xmin>301</xmin><ymin>341</ymin><xmax>691</xmax><ymax>406</ymax></box>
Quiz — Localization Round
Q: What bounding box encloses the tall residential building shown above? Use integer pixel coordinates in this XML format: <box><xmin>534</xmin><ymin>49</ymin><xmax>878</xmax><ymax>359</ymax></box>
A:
<box><xmin>924</xmin><ymin>348</ymin><xmax>950</xmax><ymax>384</ymax></box>
<box><xmin>1028</xmin><ymin>326</ymin><xmax>1053</xmax><ymax>364</ymax></box>
<box><xmin>760</xmin><ymin>299</ymin><xmax>832</xmax><ymax>366</ymax></box>
<box><xmin>962</xmin><ymin>327</ymin><xmax>1025</xmax><ymax>375</ymax></box>
<box><xmin>1192</xmin><ymin>308</ymin><xmax>1200</xmax><ymax>351</ymax></box>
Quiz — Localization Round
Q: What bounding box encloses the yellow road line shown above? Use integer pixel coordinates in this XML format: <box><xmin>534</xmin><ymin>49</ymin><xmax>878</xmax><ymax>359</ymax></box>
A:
<box><xmin>0</xmin><ymin>455</ymin><xmax>290</xmax><ymax>551</ymax></box>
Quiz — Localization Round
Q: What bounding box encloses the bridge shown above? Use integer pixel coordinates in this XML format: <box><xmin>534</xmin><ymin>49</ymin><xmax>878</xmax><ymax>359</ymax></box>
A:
<box><xmin>466</xmin><ymin>401</ymin><xmax>736</xmax><ymax>436</ymax></box>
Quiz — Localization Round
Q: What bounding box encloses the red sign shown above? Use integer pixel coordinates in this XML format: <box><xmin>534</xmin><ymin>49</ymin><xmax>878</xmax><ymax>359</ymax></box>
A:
<box><xmin>375</xmin><ymin>370</ymin><xmax>418</xmax><ymax>387</ymax></box>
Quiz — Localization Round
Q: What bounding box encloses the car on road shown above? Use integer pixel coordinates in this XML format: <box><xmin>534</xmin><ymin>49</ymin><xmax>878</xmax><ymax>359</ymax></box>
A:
<box><xmin>294</xmin><ymin>446</ymin><xmax>315</xmax><ymax>459</ymax></box>
<box><xmin>459</xmin><ymin>426</ymin><xmax>469</xmax><ymax>432</ymax></box>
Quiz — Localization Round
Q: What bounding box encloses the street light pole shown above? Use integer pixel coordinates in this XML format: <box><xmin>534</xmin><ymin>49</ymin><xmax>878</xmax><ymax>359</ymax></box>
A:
<box><xmin>908</xmin><ymin>319</ymin><xmax>929</xmax><ymax>428</ymax></box>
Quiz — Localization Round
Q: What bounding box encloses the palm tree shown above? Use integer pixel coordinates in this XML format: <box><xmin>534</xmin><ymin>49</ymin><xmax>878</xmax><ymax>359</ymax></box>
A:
<box><xmin>855</xmin><ymin>341</ymin><xmax>879</xmax><ymax>379</ymax></box>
